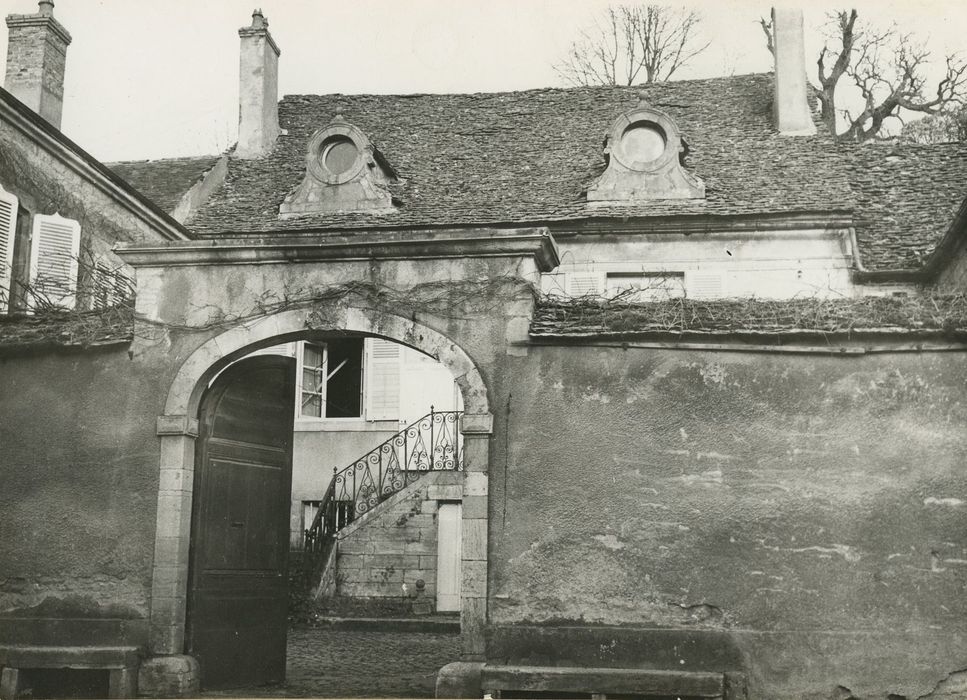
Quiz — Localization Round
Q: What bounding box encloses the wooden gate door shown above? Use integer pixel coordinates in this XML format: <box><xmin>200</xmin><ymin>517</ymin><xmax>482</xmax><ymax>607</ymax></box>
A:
<box><xmin>187</xmin><ymin>355</ymin><xmax>296</xmax><ymax>689</ymax></box>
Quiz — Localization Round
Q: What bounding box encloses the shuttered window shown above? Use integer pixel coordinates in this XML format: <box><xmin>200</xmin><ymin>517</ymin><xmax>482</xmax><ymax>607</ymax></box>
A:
<box><xmin>0</xmin><ymin>186</ymin><xmax>18</xmax><ymax>313</ymax></box>
<box><xmin>567</xmin><ymin>272</ymin><xmax>603</xmax><ymax>297</ymax></box>
<box><xmin>29</xmin><ymin>213</ymin><xmax>81</xmax><ymax>310</ymax></box>
<box><xmin>685</xmin><ymin>270</ymin><xmax>726</xmax><ymax>299</ymax></box>
<box><xmin>364</xmin><ymin>339</ymin><xmax>400</xmax><ymax>421</ymax></box>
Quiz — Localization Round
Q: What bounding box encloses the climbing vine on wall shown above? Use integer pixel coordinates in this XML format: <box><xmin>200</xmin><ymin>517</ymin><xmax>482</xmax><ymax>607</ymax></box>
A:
<box><xmin>531</xmin><ymin>292</ymin><xmax>967</xmax><ymax>340</ymax></box>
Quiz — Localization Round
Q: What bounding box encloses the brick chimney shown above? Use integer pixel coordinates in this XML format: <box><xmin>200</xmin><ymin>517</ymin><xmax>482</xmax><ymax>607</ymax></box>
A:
<box><xmin>4</xmin><ymin>0</ymin><xmax>72</xmax><ymax>129</ymax></box>
<box><xmin>771</xmin><ymin>7</ymin><xmax>815</xmax><ymax>135</ymax></box>
<box><xmin>236</xmin><ymin>9</ymin><xmax>280</xmax><ymax>158</ymax></box>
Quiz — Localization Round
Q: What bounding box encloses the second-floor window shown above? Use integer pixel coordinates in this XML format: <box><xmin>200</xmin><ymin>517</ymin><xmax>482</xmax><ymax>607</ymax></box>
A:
<box><xmin>29</xmin><ymin>213</ymin><xmax>81</xmax><ymax>310</ymax></box>
<box><xmin>0</xmin><ymin>185</ymin><xmax>18</xmax><ymax>313</ymax></box>
<box><xmin>298</xmin><ymin>338</ymin><xmax>364</xmax><ymax>419</ymax></box>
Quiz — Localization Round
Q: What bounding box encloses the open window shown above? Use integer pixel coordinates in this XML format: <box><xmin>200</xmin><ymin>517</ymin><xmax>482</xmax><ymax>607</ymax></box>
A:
<box><xmin>297</xmin><ymin>338</ymin><xmax>364</xmax><ymax>420</ymax></box>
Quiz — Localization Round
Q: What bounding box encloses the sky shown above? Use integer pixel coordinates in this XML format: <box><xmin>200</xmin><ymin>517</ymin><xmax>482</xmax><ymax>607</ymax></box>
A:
<box><xmin>1</xmin><ymin>0</ymin><xmax>966</xmax><ymax>161</ymax></box>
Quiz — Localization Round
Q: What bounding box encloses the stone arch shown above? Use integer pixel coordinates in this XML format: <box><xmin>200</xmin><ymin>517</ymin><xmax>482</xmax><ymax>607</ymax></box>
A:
<box><xmin>148</xmin><ymin>305</ymin><xmax>492</xmax><ymax>671</ymax></box>
<box><xmin>164</xmin><ymin>306</ymin><xmax>490</xmax><ymax>419</ymax></box>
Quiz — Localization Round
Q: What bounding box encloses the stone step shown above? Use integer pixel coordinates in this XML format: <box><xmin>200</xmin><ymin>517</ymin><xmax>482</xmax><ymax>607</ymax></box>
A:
<box><xmin>306</xmin><ymin>615</ymin><xmax>459</xmax><ymax>633</ymax></box>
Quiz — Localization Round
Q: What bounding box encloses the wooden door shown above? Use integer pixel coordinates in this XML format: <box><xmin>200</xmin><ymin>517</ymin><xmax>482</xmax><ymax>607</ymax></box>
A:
<box><xmin>187</xmin><ymin>356</ymin><xmax>296</xmax><ymax>689</ymax></box>
<box><xmin>436</xmin><ymin>502</ymin><xmax>462</xmax><ymax>612</ymax></box>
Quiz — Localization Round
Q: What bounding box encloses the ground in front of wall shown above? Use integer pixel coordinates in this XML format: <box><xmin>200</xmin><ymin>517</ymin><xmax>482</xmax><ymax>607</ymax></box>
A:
<box><xmin>200</xmin><ymin>626</ymin><xmax>461</xmax><ymax>698</ymax></box>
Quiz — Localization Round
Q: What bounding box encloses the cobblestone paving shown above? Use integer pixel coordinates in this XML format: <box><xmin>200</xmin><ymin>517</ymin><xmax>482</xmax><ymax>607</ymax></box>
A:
<box><xmin>202</xmin><ymin>626</ymin><xmax>461</xmax><ymax>698</ymax></box>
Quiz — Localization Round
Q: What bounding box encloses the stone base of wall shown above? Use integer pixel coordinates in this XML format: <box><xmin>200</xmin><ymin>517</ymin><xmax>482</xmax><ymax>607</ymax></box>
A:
<box><xmin>331</xmin><ymin>471</ymin><xmax>463</xmax><ymax>604</ymax></box>
<box><xmin>137</xmin><ymin>654</ymin><xmax>199</xmax><ymax>698</ymax></box>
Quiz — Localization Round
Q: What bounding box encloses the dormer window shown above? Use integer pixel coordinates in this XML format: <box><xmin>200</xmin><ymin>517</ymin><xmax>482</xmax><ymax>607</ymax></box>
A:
<box><xmin>588</xmin><ymin>96</ymin><xmax>704</xmax><ymax>203</ymax></box>
<box><xmin>320</xmin><ymin>137</ymin><xmax>360</xmax><ymax>179</ymax></box>
<box><xmin>280</xmin><ymin>116</ymin><xmax>397</xmax><ymax>216</ymax></box>
<box><xmin>618</xmin><ymin>122</ymin><xmax>666</xmax><ymax>164</ymax></box>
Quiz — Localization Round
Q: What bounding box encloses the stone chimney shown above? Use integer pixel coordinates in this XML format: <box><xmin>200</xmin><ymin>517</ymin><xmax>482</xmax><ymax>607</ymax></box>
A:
<box><xmin>4</xmin><ymin>0</ymin><xmax>72</xmax><ymax>129</ymax></box>
<box><xmin>771</xmin><ymin>7</ymin><xmax>815</xmax><ymax>135</ymax></box>
<box><xmin>236</xmin><ymin>9</ymin><xmax>280</xmax><ymax>158</ymax></box>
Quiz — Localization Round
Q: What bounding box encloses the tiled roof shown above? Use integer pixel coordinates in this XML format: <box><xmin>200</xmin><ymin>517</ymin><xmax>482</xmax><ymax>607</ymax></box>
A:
<box><xmin>119</xmin><ymin>73</ymin><xmax>967</xmax><ymax>274</ymax></box>
<box><xmin>107</xmin><ymin>156</ymin><xmax>222</xmax><ymax>215</ymax></box>
<box><xmin>187</xmin><ymin>74</ymin><xmax>855</xmax><ymax>236</ymax></box>
<box><xmin>839</xmin><ymin>140</ymin><xmax>967</xmax><ymax>271</ymax></box>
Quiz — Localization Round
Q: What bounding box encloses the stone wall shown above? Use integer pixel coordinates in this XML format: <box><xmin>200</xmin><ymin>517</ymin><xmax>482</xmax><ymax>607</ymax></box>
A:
<box><xmin>335</xmin><ymin>470</ymin><xmax>463</xmax><ymax>602</ymax></box>
<box><xmin>489</xmin><ymin>344</ymin><xmax>967</xmax><ymax>699</ymax></box>
<box><xmin>0</xmin><ymin>344</ymin><xmax>164</xmax><ymax>648</ymax></box>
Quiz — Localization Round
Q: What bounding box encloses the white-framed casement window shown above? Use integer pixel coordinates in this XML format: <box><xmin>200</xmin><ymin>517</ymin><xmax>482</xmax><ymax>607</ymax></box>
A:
<box><xmin>295</xmin><ymin>338</ymin><xmax>402</xmax><ymax>422</ymax></box>
<box><xmin>605</xmin><ymin>271</ymin><xmax>686</xmax><ymax>301</ymax></box>
<box><xmin>0</xmin><ymin>185</ymin><xmax>18</xmax><ymax>313</ymax></box>
<box><xmin>29</xmin><ymin>213</ymin><xmax>81</xmax><ymax>310</ymax></box>
<box><xmin>296</xmin><ymin>338</ymin><xmax>365</xmax><ymax>420</ymax></box>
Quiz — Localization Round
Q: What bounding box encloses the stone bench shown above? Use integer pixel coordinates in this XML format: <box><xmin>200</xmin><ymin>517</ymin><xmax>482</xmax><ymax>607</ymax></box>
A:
<box><xmin>480</xmin><ymin>664</ymin><xmax>746</xmax><ymax>699</ymax></box>
<box><xmin>0</xmin><ymin>645</ymin><xmax>140</xmax><ymax>699</ymax></box>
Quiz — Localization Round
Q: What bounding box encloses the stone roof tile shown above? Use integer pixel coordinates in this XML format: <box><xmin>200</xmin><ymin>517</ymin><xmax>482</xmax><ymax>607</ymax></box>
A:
<box><xmin>107</xmin><ymin>156</ymin><xmax>222</xmax><ymax>215</ymax></box>
<box><xmin>839</xmin><ymin>140</ymin><xmax>967</xmax><ymax>271</ymax></box>
<box><xmin>187</xmin><ymin>74</ymin><xmax>854</xmax><ymax>236</ymax></box>
<box><xmin>116</xmin><ymin>73</ymin><xmax>967</xmax><ymax>275</ymax></box>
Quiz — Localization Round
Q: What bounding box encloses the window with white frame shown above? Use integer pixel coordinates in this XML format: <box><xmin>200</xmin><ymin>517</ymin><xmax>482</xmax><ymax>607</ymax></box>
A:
<box><xmin>29</xmin><ymin>213</ymin><xmax>81</xmax><ymax>310</ymax></box>
<box><xmin>297</xmin><ymin>338</ymin><xmax>365</xmax><ymax>419</ymax></box>
<box><xmin>0</xmin><ymin>185</ymin><xmax>18</xmax><ymax>313</ymax></box>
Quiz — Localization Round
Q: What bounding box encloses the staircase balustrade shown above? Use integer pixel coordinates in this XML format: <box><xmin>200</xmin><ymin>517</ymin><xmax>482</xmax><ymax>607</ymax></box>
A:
<box><xmin>303</xmin><ymin>408</ymin><xmax>463</xmax><ymax>555</ymax></box>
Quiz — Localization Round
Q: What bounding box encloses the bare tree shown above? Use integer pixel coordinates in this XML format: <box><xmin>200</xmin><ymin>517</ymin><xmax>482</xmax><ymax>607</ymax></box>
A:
<box><xmin>761</xmin><ymin>9</ymin><xmax>967</xmax><ymax>141</ymax></box>
<box><xmin>556</xmin><ymin>5</ymin><xmax>709</xmax><ymax>87</ymax></box>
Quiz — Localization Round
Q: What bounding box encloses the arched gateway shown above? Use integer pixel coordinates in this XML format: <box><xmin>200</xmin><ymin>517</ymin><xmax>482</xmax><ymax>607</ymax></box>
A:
<box><xmin>116</xmin><ymin>228</ymin><xmax>559</xmax><ymax>690</ymax></box>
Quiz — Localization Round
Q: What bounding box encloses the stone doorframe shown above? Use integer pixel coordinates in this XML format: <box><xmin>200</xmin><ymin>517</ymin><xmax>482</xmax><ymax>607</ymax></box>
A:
<box><xmin>149</xmin><ymin>306</ymin><xmax>492</xmax><ymax>662</ymax></box>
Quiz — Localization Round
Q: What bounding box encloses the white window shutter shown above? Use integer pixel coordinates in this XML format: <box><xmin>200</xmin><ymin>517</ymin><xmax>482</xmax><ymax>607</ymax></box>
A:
<box><xmin>686</xmin><ymin>270</ymin><xmax>726</xmax><ymax>300</ymax></box>
<box><xmin>365</xmin><ymin>339</ymin><xmax>400</xmax><ymax>421</ymax></box>
<box><xmin>30</xmin><ymin>213</ymin><xmax>81</xmax><ymax>310</ymax></box>
<box><xmin>567</xmin><ymin>272</ymin><xmax>603</xmax><ymax>297</ymax></box>
<box><xmin>0</xmin><ymin>186</ymin><xmax>18</xmax><ymax>312</ymax></box>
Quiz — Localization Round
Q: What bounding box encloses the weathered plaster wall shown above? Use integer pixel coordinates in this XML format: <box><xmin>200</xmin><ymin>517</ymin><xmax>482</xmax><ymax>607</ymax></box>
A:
<box><xmin>335</xmin><ymin>470</ymin><xmax>463</xmax><ymax>600</ymax></box>
<box><xmin>0</xmin><ymin>346</ymin><xmax>167</xmax><ymax>646</ymax></box>
<box><xmin>489</xmin><ymin>345</ymin><xmax>967</xmax><ymax>698</ymax></box>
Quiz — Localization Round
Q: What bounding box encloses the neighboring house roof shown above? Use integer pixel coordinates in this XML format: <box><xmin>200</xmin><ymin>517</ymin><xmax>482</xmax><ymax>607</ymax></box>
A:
<box><xmin>0</xmin><ymin>87</ymin><xmax>189</xmax><ymax>242</ymax></box>
<box><xmin>108</xmin><ymin>156</ymin><xmax>222</xmax><ymax>216</ymax></box>
<box><xmin>841</xmin><ymin>140</ymin><xmax>967</xmax><ymax>272</ymax></box>
<box><xmin>188</xmin><ymin>73</ymin><xmax>855</xmax><ymax>236</ymax></box>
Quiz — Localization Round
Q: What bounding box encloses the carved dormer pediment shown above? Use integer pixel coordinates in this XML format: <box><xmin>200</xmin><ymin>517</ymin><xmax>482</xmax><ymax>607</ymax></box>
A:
<box><xmin>280</xmin><ymin>115</ymin><xmax>397</xmax><ymax>216</ymax></box>
<box><xmin>588</xmin><ymin>96</ymin><xmax>704</xmax><ymax>203</ymax></box>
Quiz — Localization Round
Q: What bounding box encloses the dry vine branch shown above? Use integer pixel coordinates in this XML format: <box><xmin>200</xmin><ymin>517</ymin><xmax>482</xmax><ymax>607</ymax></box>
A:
<box><xmin>531</xmin><ymin>292</ymin><xmax>967</xmax><ymax>338</ymax></box>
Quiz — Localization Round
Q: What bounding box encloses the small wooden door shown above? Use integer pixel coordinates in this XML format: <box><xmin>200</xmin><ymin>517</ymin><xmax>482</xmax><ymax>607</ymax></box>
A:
<box><xmin>187</xmin><ymin>356</ymin><xmax>296</xmax><ymax>689</ymax></box>
<box><xmin>436</xmin><ymin>503</ymin><xmax>462</xmax><ymax>612</ymax></box>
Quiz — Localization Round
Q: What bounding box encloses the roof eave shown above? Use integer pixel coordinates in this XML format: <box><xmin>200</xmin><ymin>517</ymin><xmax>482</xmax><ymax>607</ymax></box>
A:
<box><xmin>0</xmin><ymin>87</ymin><xmax>191</xmax><ymax>242</ymax></box>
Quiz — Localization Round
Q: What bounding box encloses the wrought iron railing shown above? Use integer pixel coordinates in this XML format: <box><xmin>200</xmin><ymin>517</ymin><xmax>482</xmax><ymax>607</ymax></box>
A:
<box><xmin>304</xmin><ymin>408</ymin><xmax>463</xmax><ymax>554</ymax></box>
